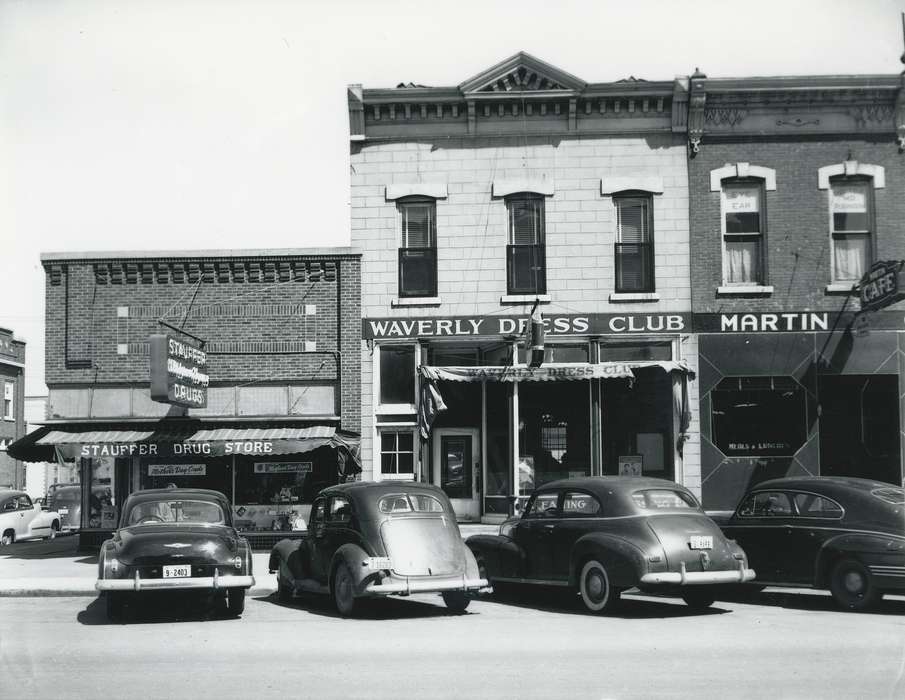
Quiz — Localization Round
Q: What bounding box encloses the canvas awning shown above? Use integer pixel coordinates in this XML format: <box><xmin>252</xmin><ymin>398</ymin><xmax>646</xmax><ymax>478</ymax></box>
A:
<box><xmin>419</xmin><ymin>360</ymin><xmax>695</xmax><ymax>383</ymax></box>
<box><xmin>7</xmin><ymin>422</ymin><xmax>361</xmax><ymax>474</ymax></box>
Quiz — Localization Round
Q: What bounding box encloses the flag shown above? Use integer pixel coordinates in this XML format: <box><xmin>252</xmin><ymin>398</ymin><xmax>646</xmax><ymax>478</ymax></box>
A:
<box><xmin>418</xmin><ymin>378</ymin><xmax>447</xmax><ymax>440</ymax></box>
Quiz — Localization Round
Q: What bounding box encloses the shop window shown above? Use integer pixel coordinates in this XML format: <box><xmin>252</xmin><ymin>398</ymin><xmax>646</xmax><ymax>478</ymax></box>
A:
<box><xmin>711</xmin><ymin>376</ymin><xmax>807</xmax><ymax>457</ymax></box>
<box><xmin>3</xmin><ymin>381</ymin><xmax>12</xmax><ymax>420</ymax></box>
<box><xmin>379</xmin><ymin>345</ymin><xmax>415</xmax><ymax>406</ymax></box>
<box><xmin>398</xmin><ymin>197</ymin><xmax>437</xmax><ymax>298</ymax></box>
<box><xmin>614</xmin><ymin>195</ymin><xmax>654</xmax><ymax>292</ymax></box>
<box><xmin>599</xmin><ymin>341</ymin><xmax>672</xmax><ymax>362</ymax></box>
<box><xmin>830</xmin><ymin>179</ymin><xmax>873</xmax><ymax>283</ymax></box>
<box><xmin>721</xmin><ymin>181</ymin><xmax>765</xmax><ymax>285</ymax></box>
<box><xmin>380</xmin><ymin>430</ymin><xmax>415</xmax><ymax>478</ymax></box>
<box><xmin>87</xmin><ymin>457</ymin><xmax>118</xmax><ymax>529</ymax></box>
<box><xmin>518</xmin><ymin>343</ymin><xmax>589</xmax><ymax>365</ymax></box>
<box><xmin>484</xmin><ymin>382</ymin><xmax>511</xmax><ymax>512</ymax></box>
<box><xmin>506</xmin><ymin>194</ymin><xmax>546</xmax><ymax>295</ymax></box>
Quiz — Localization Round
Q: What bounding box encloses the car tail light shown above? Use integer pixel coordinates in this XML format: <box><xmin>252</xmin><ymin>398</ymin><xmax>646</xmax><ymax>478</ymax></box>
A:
<box><xmin>233</xmin><ymin>556</ymin><xmax>242</xmax><ymax>570</ymax></box>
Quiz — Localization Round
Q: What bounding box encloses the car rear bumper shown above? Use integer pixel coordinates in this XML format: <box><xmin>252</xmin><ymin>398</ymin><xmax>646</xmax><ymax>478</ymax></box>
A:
<box><xmin>96</xmin><ymin>572</ymin><xmax>255</xmax><ymax>592</ymax></box>
<box><xmin>640</xmin><ymin>561</ymin><xmax>756</xmax><ymax>586</ymax></box>
<box><xmin>365</xmin><ymin>575</ymin><xmax>489</xmax><ymax>596</ymax></box>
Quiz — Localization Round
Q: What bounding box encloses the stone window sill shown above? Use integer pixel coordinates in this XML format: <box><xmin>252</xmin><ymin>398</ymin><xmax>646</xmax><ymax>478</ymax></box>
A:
<box><xmin>500</xmin><ymin>294</ymin><xmax>551</xmax><ymax>305</ymax></box>
<box><xmin>391</xmin><ymin>297</ymin><xmax>442</xmax><ymax>307</ymax></box>
<box><xmin>825</xmin><ymin>283</ymin><xmax>857</xmax><ymax>295</ymax></box>
<box><xmin>609</xmin><ymin>292</ymin><xmax>660</xmax><ymax>302</ymax></box>
<box><xmin>716</xmin><ymin>285</ymin><xmax>774</xmax><ymax>296</ymax></box>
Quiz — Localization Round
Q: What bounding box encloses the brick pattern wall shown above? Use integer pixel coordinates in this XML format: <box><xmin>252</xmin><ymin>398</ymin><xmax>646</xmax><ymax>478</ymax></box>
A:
<box><xmin>689</xmin><ymin>139</ymin><xmax>905</xmax><ymax>313</ymax></box>
<box><xmin>0</xmin><ymin>332</ymin><xmax>26</xmax><ymax>488</ymax></box>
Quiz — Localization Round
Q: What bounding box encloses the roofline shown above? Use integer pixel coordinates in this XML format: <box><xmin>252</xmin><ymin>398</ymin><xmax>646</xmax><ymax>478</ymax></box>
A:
<box><xmin>699</xmin><ymin>74</ymin><xmax>901</xmax><ymax>92</ymax></box>
<box><xmin>40</xmin><ymin>247</ymin><xmax>361</xmax><ymax>264</ymax></box>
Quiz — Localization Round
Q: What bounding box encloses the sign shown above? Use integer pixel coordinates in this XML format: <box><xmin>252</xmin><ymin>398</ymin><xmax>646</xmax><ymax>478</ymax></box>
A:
<box><xmin>253</xmin><ymin>462</ymin><xmax>312</xmax><ymax>475</ymax></box>
<box><xmin>148</xmin><ymin>464</ymin><xmax>207</xmax><ymax>477</ymax></box>
<box><xmin>858</xmin><ymin>261</ymin><xmax>905</xmax><ymax>313</ymax></box>
<box><xmin>618</xmin><ymin>455</ymin><xmax>643</xmax><ymax>476</ymax></box>
<box><xmin>149</xmin><ymin>334</ymin><xmax>209</xmax><ymax>408</ymax></box>
<box><xmin>364</xmin><ymin>313</ymin><xmax>690</xmax><ymax>339</ymax></box>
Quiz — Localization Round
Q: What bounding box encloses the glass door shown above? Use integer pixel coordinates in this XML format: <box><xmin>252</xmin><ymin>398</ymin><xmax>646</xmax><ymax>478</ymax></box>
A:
<box><xmin>433</xmin><ymin>428</ymin><xmax>480</xmax><ymax>521</ymax></box>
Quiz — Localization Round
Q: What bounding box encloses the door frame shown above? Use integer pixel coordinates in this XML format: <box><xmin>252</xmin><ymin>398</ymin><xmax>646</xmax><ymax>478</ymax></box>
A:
<box><xmin>432</xmin><ymin>427</ymin><xmax>481</xmax><ymax>522</ymax></box>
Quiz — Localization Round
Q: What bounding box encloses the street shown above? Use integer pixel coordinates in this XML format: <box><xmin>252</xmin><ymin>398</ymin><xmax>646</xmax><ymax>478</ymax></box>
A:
<box><xmin>1</xmin><ymin>586</ymin><xmax>903</xmax><ymax>700</ymax></box>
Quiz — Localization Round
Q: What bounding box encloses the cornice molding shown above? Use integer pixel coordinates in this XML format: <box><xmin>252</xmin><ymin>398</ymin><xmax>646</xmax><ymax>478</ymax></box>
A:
<box><xmin>459</xmin><ymin>51</ymin><xmax>587</xmax><ymax>95</ymax></box>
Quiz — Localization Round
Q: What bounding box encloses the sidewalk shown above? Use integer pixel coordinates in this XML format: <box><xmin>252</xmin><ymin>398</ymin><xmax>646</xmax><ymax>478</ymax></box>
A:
<box><xmin>0</xmin><ymin>524</ymin><xmax>499</xmax><ymax>597</ymax></box>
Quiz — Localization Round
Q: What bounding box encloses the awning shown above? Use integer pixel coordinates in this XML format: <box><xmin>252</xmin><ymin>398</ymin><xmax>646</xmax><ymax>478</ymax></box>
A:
<box><xmin>7</xmin><ymin>422</ymin><xmax>361</xmax><ymax>473</ymax></box>
<box><xmin>419</xmin><ymin>361</ymin><xmax>695</xmax><ymax>383</ymax></box>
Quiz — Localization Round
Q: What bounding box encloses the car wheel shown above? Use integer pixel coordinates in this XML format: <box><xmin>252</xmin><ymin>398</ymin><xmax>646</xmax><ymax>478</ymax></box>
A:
<box><xmin>682</xmin><ymin>589</ymin><xmax>716</xmax><ymax>609</ymax></box>
<box><xmin>0</xmin><ymin>530</ymin><xmax>14</xmax><ymax>546</ymax></box>
<box><xmin>226</xmin><ymin>589</ymin><xmax>246</xmax><ymax>617</ymax></box>
<box><xmin>442</xmin><ymin>591</ymin><xmax>470</xmax><ymax>613</ymax></box>
<box><xmin>830</xmin><ymin>558</ymin><xmax>881</xmax><ymax>612</ymax></box>
<box><xmin>578</xmin><ymin>559</ymin><xmax>620</xmax><ymax>614</ymax></box>
<box><xmin>105</xmin><ymin>592</ymin><xmax>124</xmax><ymax>621</ymax></box>
<box><xmin>49</xmin><ymin>522</ymin><xmax>59</xmax><ymax>540</ymax></box>
<box><xmin>332</xmin><ymin>561</ymin><xmax>359</xmax><ymax>617</ymax></box>
<box><xmin>277</xmin><ymin>575</ymin><xmax>293</xmax><ymax>602</ymax></box>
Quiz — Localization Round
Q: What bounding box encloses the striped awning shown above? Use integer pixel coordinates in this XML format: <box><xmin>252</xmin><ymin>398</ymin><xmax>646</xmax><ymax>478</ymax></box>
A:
<box><xmin>419</xmin><ymin>360</ymin><xmax>695</xmax><ymax>383</ymax></box>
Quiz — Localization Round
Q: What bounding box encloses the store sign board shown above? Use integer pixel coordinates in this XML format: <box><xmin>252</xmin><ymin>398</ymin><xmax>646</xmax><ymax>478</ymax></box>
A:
<box><xmin>148</xmin><ymin>464</ymin><xmax>207</xmax><ymax>477</ymax></box>
<box><xmin>363</xmin><ymin>313</ymin><xmax>690</xmax><ymax>339</ymax></box>
<box><xmin>254</xmin><ymin>462</ymin><xmax>312</xmax><ymax>475</ymax></box>
<box><xmin>858</xmin><ymin>261</ymin><xmax>905</xmax><ymax>313</ymax></box>
<box><xmin>149</xmin><ymin>334</ymin><xmax>209</xmax><ymax>408</ymax></box>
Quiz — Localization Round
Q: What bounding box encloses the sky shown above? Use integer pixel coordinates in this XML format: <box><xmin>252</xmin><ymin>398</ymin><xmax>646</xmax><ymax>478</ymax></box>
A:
<box><xmin>2</xmin><ymin>0</ymin><xmax>904</xmax><ymax>395</ymax></box>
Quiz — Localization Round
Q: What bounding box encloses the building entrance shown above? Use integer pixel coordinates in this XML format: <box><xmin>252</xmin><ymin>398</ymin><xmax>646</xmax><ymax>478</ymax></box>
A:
<box><xmin>432</xmin><ymin>428</ymin><xmax>481</xmax><ymax>521</ymax></box>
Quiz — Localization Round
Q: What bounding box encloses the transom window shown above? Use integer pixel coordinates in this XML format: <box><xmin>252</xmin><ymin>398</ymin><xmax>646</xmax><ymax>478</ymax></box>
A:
<box><xmin>398</xmin><ymin>197</ymin><xmax>437</xmax><ymax>297</ymax></box>
<box><xmin>614</xmin><ymin>195</ymin><xmax>654</xmax><ymax>292</ymax></box>
<box><xmin>721</xmin><ymin>181</ymin><xmax>765</xmax><ymax>285</ymax></box>
<box><xmin>506</xmin><ymin>194</ymin><xmax>546</xmax><ymax>295</ymax></box>
<box><xmin>830</xmin><ymin>179</ymin><xmax>872</xmax><ymax>283</ymax></box>
<box><xmin>380</xmin><ymin>431</ymin><xmax>415</xmax><ymax>478</ymax></box>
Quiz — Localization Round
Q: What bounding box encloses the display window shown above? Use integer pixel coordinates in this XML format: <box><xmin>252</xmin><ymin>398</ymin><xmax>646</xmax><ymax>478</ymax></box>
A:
<box><xmin>87</xmin><ymin>457</ymin><xmax>119</xmax><ymax>529</ymax></box>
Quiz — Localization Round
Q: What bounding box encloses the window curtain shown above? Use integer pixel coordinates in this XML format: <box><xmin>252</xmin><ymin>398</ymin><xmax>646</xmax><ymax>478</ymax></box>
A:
<box><xmin>401</xmin><ymin>202</ymin><xmax>434</xmax><ymax>247</ymax></box>
<box><xmin>833</xmin><ymin>235</ymin><xmax>869</xmax><ymax>281</ymax></box>
<box><xmin>509</xmin><ymin>197</ymin><xmax>544</xmax><ymax>245</ymax></box>
<box><xmin>616</xmin><ymin>199</ymin><xmax>648</xmax><ymax>243</ymax></box>
<box><xmin>725</xmin><ymin>240</ymin><xmax>760</xmax><ymax>284</ymax></box>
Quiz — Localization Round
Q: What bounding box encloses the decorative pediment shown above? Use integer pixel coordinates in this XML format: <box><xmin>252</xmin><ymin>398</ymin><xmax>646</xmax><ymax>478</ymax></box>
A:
<box><xmin>459</xmin><ymin>52</ymin><xmax>586</xmax><ymax>96</ymax></box>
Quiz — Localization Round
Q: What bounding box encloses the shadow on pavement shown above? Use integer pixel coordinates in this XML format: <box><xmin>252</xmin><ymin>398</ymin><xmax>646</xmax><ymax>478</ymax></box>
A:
<box><xmin>0</xmin><ymin>534</ymin><xmax>97</xmax><ymax>564</ymax></box>
<box><xmin>476</xmin><ymin>584</ymin><xmax>729</xmax><ymax>619</ymax></box>
<box><xmin>255</xmin><ymin>591</ymin><xmax>474</xmax><ymax>620</ymax></box>
<box><xmin>77</xmin><ymin>592</ymin><xmax>243</xmax><ymax>626</ymax></box>
<box><xmin>720</xmin><ymin>588</ymin><xmax>905</xmax><ymax>616</ymax></box>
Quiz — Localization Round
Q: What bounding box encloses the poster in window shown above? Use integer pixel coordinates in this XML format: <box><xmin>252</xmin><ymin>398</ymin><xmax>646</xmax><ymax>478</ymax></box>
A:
<box><xmin>725</xmin><ymin>187</ymin><xmax>759</xmax><ymax>212</ymax></box>
<box><xmin>832</xmin><ymin>186</ymin><xmax>867</xmax><ymax>213</ymax></box>
<box><xmin>618</xmin><ymin>455</ymin><xmax>643</xmax><ymax>476</ymax></box>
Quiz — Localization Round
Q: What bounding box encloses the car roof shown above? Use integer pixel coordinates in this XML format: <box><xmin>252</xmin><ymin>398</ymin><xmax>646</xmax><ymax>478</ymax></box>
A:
<box><xmin>320</xmin><ymin>481</ymin><xmax>446</xmax><ymax>497</ymax></box>
<box><xmin>0</xmin><ymin>490</ymin><xmax>27</xmax><ymax>499</ymax></box>
<box><xmin>124</xmin><ymin>488</ymin><xmax>229</xmax><ymax>505</ymax></box>
<box><xmin>537</xmin><ymin>476</ymin><xmax>692</xmax><ymax>496</ymax></box>
<box><xmin>747</xmin><ymin>476</ymin><xmax>900</xmax><ymax>494</ymax></box>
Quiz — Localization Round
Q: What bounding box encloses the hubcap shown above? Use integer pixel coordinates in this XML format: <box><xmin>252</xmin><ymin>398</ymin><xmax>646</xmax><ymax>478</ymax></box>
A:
<box><xmin>843</xmin><ymin>570</ymin><xmax>865</xmax><ymax>595</ymax></box>
<box><xmin>586</xmin><ymin>570</ymin><xmax>605</xmax><ymax>601</ymax></box>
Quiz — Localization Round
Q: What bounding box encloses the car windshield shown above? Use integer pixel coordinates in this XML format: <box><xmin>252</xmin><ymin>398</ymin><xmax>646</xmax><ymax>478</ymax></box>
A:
<box><xmin>872</xmin><ymin>487</ymin><xmax>905</xmax><ymax>505</ymax></box>
<box><xmin>631</xmin><ymin>489</ymin><xmax>699</xmax><ymax>510</ymax></box>
<box><xmin>128</xmin><ymin>499</ymin><xmax>225</xmax><ymax>526</ymax></box>
<box><xmin>378</xmin><ymin>494</ymin><xmax>446</xmax><ymax>514</ymax></box>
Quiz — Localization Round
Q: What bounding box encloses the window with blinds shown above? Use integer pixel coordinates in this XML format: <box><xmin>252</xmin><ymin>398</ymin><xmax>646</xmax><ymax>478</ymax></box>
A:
<box><xmin>830</xmin><ymin>179</ymin><xmax>872</xmax><ymax>283</ymax></box>
<box><xmin>614</xmin><ymin>196</ymin><xmax>654</xmax><ymax>292</ymax></box>
<box><xmin>721</xmin><ymin>181</ymin><xmax>765</xmax><ymax>285</ymax></box>
<box><xmin>398</xmin><ymin>198</ymin><xmax>437</xmax><ymax>297</ymax></box>
<box><xmin>506</xmin><ymin>194</ymin><xmax>546</xmax><ymax>294</ymax></box>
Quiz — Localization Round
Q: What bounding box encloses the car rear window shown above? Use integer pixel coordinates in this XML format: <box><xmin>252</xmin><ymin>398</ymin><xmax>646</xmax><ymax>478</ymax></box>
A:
<box><xmin>128</xmin><ymin>499</ymin><xmax>225</xmax><ymax>525</ymax></box>
<box><xmin>631</xmin><ymin>489</ymin><xmax>698</xmax><ymax>510</ymax></box>
<box><xmin>378</xmin><ymin>494</ymin><xmax>445</xmax><ymax>514</ymax></box>
<box><xmin>872</xmin><ymin>488</ymin><xmax>905</xmax><ymax>505</ymax></box>
<box><xmin>52</xmin><ymin>491</ymin><xmax>80</xmax><ymax>503</ymax></box>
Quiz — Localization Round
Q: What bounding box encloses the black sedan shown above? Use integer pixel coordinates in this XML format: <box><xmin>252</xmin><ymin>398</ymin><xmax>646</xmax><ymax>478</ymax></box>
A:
<box><xmin>467</xmin><ymin>477</ymin><xmax>754</xmax><ymax>613</ymax></box>
<box><xmin>717</xmin><ymin>476</ymin><xmax>905</xmax><ymax>611</ymax></box>
<box><xmin>268</xmin><ymin>482</ymin><xmax>487</xmax><ymax>616</ymax></box>
<box><xmin>96</xmin><ymin>487</ymin><xmax>255</xmax><ymax>620</ymax></box>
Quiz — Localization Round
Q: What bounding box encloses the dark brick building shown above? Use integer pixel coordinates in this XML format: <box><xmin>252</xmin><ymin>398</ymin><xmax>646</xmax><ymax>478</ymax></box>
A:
<box><xmin>0</xmin><ymin>327</ymin><xmax>26</xmax><ymax>489</ymax></box>
<box><xmin>10</xmin><ymin>248</ymin><xmax>361</xmax><ymax>546</ymax></box>
<box><xmin>687</xmin><ymin>72</ymin><xmax>905</xmax><ymax>509</ymax></box>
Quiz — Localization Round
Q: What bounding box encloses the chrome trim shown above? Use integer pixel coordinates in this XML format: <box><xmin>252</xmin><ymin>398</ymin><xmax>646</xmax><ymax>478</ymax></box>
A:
<box><xmin>96</xmin><ymin>575</ymin><xmax>255</xmax><ymax>592</ymax></box>
<box><xmin>725</xmin><ymin>524</ymin><xmax>905</xmax><ymax>540</ymax></box>
<box><xmin>640</xmin><ymin>561</ymin><xmax>756</xmax><ymax>586</ymax></box>
<box><xmin>491</xmin><ymin>576</ymin><xmax>571</xmax><ymax>587</ymax></box>
<box><xmin>365</xmin><ymin>576</ymin><xmax>488</xmax><ymax>595</ymax></box>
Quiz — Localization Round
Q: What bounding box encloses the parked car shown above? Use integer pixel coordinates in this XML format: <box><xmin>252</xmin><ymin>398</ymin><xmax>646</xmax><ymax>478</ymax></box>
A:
<box><xmin>0</xmin><ymin>490</ymin><xmax>61</xmax><ymax>545</ymax></box>
<box><xmin>467</xmin><ymin>477</ymin><xmax>755</xmax><ymax>613</ymax></box>
<box><xmin>268</xmin><ymin>482</ymin><xmax>488</xmax><ymax>616</ymax></box>
<box><xmin>47</xmin><ymin>484</ymin><xmax>99</xmax><ymax>531</ymax></box>
<box><xmin>96</xmin><ymin>487</ymin><xmax>254</xmax><ymax>620</ymax></box>
<box><xmin>716</xmin><ymin>476</ymin><xmax>905</xmax><ymax>611</ymax></box>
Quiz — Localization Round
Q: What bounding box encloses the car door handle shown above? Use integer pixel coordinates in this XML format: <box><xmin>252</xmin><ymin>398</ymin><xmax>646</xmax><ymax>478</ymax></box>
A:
<box><xmin>542</xmin><ymin>524</ymin><xmax>555</xmax><ymax>531</ymax></box>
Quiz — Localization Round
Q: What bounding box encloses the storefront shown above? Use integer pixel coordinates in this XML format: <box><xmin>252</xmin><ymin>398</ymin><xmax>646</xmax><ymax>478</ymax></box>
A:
<box><xmin>365</xmin><ymin>312</ymin><xmax>696</xmax><ymax>522</ymax></box>
<box><xmin>10</xmin><ymin>423</ymin><xmax>361</xmax><ymax>548</ymax></box>
<box><xmin>695</xmin><ymin>310</ymin><xmax>905</xmax><ymax>511</ymax></box>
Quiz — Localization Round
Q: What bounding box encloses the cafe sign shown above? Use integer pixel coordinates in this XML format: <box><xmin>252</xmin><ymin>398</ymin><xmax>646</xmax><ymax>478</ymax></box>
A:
<box><xmin>149</xmin><ymin>334</ymin><xmax>209</xmax><ymax>408</ymax></box>
<box><xmin>858</xmin><ymin>260</ymin><xmax>905</xmax><ymax>313</ymax></box>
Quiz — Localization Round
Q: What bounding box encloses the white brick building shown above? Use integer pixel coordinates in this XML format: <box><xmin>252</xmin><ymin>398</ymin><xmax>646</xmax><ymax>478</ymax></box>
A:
<box><xmin>349</xmin><ymin>53</ymin><xmax>699</xmax><ymax>521</ymax></box>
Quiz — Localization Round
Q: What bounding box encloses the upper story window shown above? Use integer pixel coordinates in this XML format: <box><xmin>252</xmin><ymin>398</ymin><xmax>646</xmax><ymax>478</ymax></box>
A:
<box><xmin>3</xmin><ymin>382</ymin><xmax>13</xmax><ymax>420</ymax></box>
<box><xmin>398</xmin><ymin>197</ymin><xmax>437</xmax><ymax>298</ymax></box>
<box><xmin>506</xmin><ymin>193</ymin><xmax>546</xmax><ymax>295</ymax></box>
<box><xmin>378</xmin><ymin>344</ymin><xmax>416</xmax><ymax>407</ymax></box>
<box><xmin>614</xmin><ymin>195</ymin><xmax>654</xmax><ymax>292</ymax></box>
<box><xmin>721</xmin><ymin>181</ymin><xmax>765</xmax><ymax>285</ymax></box>
<box><xmin>829</xmin><ymin>179</ymin><xmax>872</xmax><ymax>283</ymax></box>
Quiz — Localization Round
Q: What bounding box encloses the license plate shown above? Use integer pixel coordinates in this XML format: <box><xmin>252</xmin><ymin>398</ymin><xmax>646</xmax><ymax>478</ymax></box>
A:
<box><xmin>163</xmin><ymin>565</ymin><xmax>192</xmax><ymax>578</ymax></box>
<box><xmin>58</xmin><ymin>508</ymin><xmax>69</xmax><ymax>514</ymax></box>
<box><xmin>689</xmin><ymin>535</ymin><xmax>713</xmax><ymax>550</ymax></box>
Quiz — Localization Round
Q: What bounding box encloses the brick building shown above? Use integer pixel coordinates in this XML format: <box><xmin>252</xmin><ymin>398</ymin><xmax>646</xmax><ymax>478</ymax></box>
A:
<box><xmin>349</xmin><ymin>53</ymin><xmax>698</xmax><ymax>522</ymax></box>
<box><xmin>9</xmin><ymin>248</ymin><xmax>361</xmax><ymax>546</ymax></box>
<box><xmin>0</xmin><ymin>327</ymin><xmax>26</xmax><ymax>489</ymax></box>
<box><xmin>687</xmin><ymin>71</ymin><xmax>905</xmax><ymax>509</ymax></box>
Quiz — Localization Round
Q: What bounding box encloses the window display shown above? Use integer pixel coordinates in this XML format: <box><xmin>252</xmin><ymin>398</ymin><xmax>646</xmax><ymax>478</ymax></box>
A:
<box><xmin>87</xmin><ymin>457</ymin><xmax>117</xmax><ymax>529</ymax></box>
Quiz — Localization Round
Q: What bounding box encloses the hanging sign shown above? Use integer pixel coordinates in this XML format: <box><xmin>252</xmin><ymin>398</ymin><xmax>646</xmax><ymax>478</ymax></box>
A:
<box><xmin>149</xmin><ymin>334</ymin><xmax>209</xmax><ymax>408</ymax></box>
<box><xmin>858</xmin><ymin>260</ymin><xmax>905</xmax><ymax>313</ymax></box>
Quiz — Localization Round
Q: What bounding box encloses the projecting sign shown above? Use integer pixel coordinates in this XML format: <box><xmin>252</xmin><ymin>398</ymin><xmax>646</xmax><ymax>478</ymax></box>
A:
<box><xmin>149</xmin><ymin>334</ymin><xmax>209</xmax><ymax>408</ymax></box>
<box><xmin>858</xmin><ymin>261</ymin><xmax>905</xmax><ymax>313</ymax></box>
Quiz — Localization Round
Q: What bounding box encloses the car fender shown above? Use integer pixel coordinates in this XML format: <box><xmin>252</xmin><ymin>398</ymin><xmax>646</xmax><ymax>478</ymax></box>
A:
<box><xmin>466</xmin><ymin>534</ymin><xmax>522</xmax><ymax>579</ymax></box>
<box><xmin>569</xmin><ymin>533</ymin><xmax>647</xmax><ymax>589</ymax></box>
<box><xmin>269</xmin><ymin>537</ymin><xmax>307</xmax><ymax>580</ymax></box>
<box><xmin>97</xmin><ymin>539</ymin><xmax>116</xmax><ymax>579</ymax></box>
<box><xmin>461</xmin><ymin>540</ymin><xmax>482</xmax><ymax>580</ymax></box>
<box><xmin>329</xmin><ymin>543</ymin><xmax>372</xmax><ymax>592</ymax></box>
<box><xmin>814</xmin><ymin>531</ymin><xmax>905</xmax><ymax>587</ymax></box>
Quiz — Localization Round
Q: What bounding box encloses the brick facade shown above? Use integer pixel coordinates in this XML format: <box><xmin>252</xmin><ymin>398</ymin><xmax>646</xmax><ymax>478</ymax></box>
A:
<box><xmin>0</xmin><ymin>327</ymin><xmax>26</xmax><ymax>489</ymax></box>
